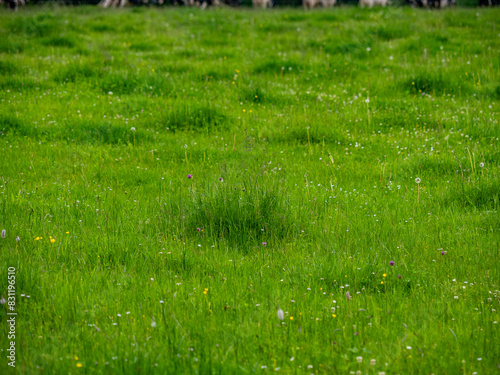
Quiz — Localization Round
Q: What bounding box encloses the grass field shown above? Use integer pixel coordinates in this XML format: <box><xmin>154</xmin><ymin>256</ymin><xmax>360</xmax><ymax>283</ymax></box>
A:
<box><xmin>0</xmin><ymin>5</ymin><xmax>499</xmax><ymax>374</ymax></box>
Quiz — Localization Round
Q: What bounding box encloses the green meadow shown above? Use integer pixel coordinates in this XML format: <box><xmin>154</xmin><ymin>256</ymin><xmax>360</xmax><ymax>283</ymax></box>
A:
<box><xmin>0</xmin><ymin>5</ymin><xmax>499</xmax><ymax>374</ymax></box>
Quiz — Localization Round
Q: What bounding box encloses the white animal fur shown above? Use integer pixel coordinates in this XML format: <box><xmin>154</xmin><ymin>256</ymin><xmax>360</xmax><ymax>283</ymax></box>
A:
<box><xmin>320</xmin><ymin>0</ymin><xmax>336</xmax><ymax>6</ymax></box>
<box><xmin>253</xmin><ymin>0</ymin><xmax>271</xmax><ymax>7</ymax></box>
<box><xmin>303</xmin><ymin>0</ymin><xmax>320</xmax><ymax>8</ymax></box>
<box><xmin>359</xmin><ymin>0</ymin><xmax>390</xmax><ymax>7</ymax></box>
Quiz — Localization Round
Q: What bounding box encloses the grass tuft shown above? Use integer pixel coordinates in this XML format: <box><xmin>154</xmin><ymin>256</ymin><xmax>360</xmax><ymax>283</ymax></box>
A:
<box><xmin>185</xmin><ymin>181</ymin><xmax>298</xmax><ymax>248</ymax></box>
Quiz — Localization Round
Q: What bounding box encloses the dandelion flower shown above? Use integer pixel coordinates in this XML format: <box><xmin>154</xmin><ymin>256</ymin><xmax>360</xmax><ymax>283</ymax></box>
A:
<box><xmin>130</xmin><ymin>127</ymin><xmax>136</xmax><ymax>132</ymax></box>
<box><xmin>415</xmin><ymin>178</ymin><xmax>421</xmax><ymax>184</ymax></box>
<box><xmin>479</xmin><ymin>162</ymin><xmax>484</xmax><ymax>168</ymax></box>
<box><xmin>383</xmin><ymin>274</ymin><xmax>387</xmax><ymax>277</ymax></box>
<box><xmin>277</xmin><ymin>306</ymin><xmax>284</xmax><ymax>320</ymax></box>
<box><xmin>290</xmin><ymin>316</ymin><xmax>293</xmax><ymax>320</ymax></box>
<box><xmin>76</xmin><ymin>363</ymin><xmax>82</xmax><ymax>368</ymax></box>
<box><xmin>50</xmin><ymin>238</ymin><xmax>56</xmax><ymax>243</ymax></box>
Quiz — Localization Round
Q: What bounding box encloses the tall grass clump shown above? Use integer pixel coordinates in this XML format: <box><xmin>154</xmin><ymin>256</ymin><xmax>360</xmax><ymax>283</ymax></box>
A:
<box><xmin>163</xmin><ymin>103</ymin><xmax>228</xmax><ymax>131</ymax></box>
<box><xmin>185</xmin><ymin>179</ymin><xmax>299</xmax><ymax>248</ymax></box>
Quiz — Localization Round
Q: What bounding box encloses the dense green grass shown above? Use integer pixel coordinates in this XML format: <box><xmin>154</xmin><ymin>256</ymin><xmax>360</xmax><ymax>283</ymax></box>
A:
<box><xmin>0</xmin><ymin>5</ymin><xmax>499</xmax><ymax>374</ymax></box>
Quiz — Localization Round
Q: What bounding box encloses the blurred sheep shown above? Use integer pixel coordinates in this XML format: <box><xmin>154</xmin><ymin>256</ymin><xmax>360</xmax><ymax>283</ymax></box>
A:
<box><xmin>359</xmin><ymin>0</ymin><xmax>390</xmax><ymax>7</ymax></box>
<box><xmin>253</xmin><ymin>0</ymin><xmax>271</xmax><ymax>7</ymax></box>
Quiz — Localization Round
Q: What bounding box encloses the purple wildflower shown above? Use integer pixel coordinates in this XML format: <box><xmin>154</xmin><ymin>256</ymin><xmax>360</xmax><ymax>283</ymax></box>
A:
<box><xmin>354</xmin><ymin>332</ymin><xmax>359</xmax><ymax>336</ymax></box>
<box><xmin>262</xmin><ymin>242</ymin><xmax>267</xmax><ymax>246</ymax></box>
<box><xmin>219</xmin><ymin>177</ymin><xmax>223</xmax><ymax>181</ymax></box>
<box><xmin>398</xmin><ymin>275</ymin><xmax>402</xmax><ymax>279</ymax></box>
<box><xmin>197</xmin><ymin>228</ymin><xmax>201</xmax><ymax>232</ymax></box>
<box><xmin>346</xmin><ymin>292</ymin><xmax>351</xmax><ymax>301</ymax></box>
<box><xmin>1</xmin><ymin>229</ymin><xmax>5</xmax><ymax>238</ymax></box>
<box><xmin>187</xmin><ymin>174</ymin><xmax>193</xmax><ymax>179</ymax></box>
<box><xmin>16</xmin><ymin>236</ymin><xmax>20</xmax><ymax>242</ymax></box>
<box><xmin>390</xmin><ymin>260</ymin><xmax>395</xmax><ymax>266</ymax></box>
